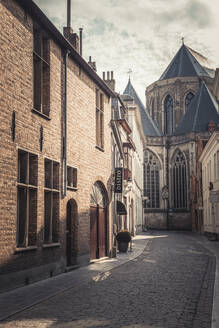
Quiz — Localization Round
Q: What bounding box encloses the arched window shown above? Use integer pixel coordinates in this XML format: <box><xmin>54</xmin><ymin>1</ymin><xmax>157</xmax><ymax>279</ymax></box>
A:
<box><xmin>151</xmin><ymin>99</ymin><xmax>155</xmax><ymax>120</ymax></box>
<box><xmin>164</xmin><ymin>95</ymin><xmax>173</xmax><ymax>135</ymax></box>
<box><xmin>172</xmin><ymin>150</ymin><xmax>187</xmax><ymax>209</ymax></box>
<box><xmin>144</xmin><ymin>150</ymin><xmax>160</xmax><ymax>208</ymax></box>
<box><xmin>185</xmin><ymin>92</ymin><xmax>195</xmax><ymax>111</ymax></box>
<box><xmin>90</xmin><ymin>181</ymin><xmax>107</xmax><ymax>207</ymax></box>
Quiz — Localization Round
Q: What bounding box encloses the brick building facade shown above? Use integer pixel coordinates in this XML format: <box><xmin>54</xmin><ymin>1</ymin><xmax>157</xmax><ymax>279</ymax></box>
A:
<box><xmin>0</xmin><ymin>0</ymin><xmax>114</xmax><ymax>292</ymax></box>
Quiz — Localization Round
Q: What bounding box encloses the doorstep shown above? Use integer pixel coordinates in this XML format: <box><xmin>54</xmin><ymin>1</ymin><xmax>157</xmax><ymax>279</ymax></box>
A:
<box><xmin>90</xmin><ymin>256</ymin><xmax>109</xmax><ymax>264</ymax></box>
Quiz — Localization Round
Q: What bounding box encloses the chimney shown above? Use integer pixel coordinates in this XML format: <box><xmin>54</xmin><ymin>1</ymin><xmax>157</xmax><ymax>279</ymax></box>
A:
<box><xmin>102</xmin><ymin>70</ymin><xmax>115</xmax><ymax>91</ymax></box>
<box><xmin>79</xmin><ymin>28</ymin><xmax>83</xmax><ymax>56</ymax></box>
<box><xmin>208</xmin><ymin>120</ymin><xmax>216</xmax><ymax>133</ymax></box>
<box><xmin>88</xmin><ymin>56</ymin><xmax>97</xmax><ymax>71</ymax></box>
<box><xmin>63</xmin><ymin>0</ymin><xmax>80</xmax><ymax>53</ymax></box>
<box><xmin>67</xmin><ymin>0</ymin><xmax>71</xmax><ymax>28</ymax></box>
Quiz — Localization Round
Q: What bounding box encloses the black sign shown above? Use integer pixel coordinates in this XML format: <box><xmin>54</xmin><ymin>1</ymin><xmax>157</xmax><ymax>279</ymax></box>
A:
<box><xmin>117</xmin><ymin>201</ymin><xmax>127</xmax><ymax>215</ymax></box>
<box><xmin>114</xmin><ymin>168</ymin><xmax>123</xmax><ymax>193</ymax></box>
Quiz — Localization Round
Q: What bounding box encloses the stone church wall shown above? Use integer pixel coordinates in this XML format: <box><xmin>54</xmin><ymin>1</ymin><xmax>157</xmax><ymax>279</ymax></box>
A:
<box><xmin>146</xmin><ymin>76</ymin><xmax>214</xmax><ymax>134</ymax></box>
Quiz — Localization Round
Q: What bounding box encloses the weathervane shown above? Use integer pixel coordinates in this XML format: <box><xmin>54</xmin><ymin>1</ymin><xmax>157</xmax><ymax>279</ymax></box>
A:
<box><xmin>127</xmin><ymin>69</ymin><xmax>132</xmax><ymax>81</ymax></box>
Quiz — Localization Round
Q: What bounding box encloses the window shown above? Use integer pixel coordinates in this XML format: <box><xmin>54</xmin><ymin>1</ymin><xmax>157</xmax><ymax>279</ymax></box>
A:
<box><xmin>67</xmin><ymin>166</ymin><xmax>77</xmax><ymax>189</ymax></box>
<box><xmin>144</xmin><ymin>150</ymin><xmax>160</xmax><ymax>208</ymax></box>
<box><xmin>164</xmin><ymin>95</ymin><xmax>173</xmax><ymax>135</ymax></box>
<box><xmin>123</xmin><ymin>145</ymin><xmax>132</xmax><ymax>181</ymax></box>
<box><xmin>151</xmin><ymin>98</ymin><xmax>155</xmax><ymax>120</ymax></box>
<box><xmin>44</xmin><ymin>159</ymin><xmax>60</xmax><ymax>244</ymax></box>
<box><xmin>185</xmin><ymin>92</ymin><xmax>195</xmax><ymax>111</ymax></box>
<box><xmin>96</xmin><ymin>90</ymin><xmax>104</xmax><ymax>149</ymax></box>
<box><xmin>33</xmin><ymin>24</ymin><xmax>50</xmax><ymax>116</ymax></box>
<box><xmin>17</xmin><ymin>150</ymin><xmax>38</xmax><ymax>247</ymax></box>
<box><xmin>172</xmin><ymin>150</ymin><xmax>187</xmax><ymax>209</ymax></box>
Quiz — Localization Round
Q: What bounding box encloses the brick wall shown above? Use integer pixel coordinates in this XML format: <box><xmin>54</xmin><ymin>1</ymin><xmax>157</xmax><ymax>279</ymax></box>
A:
<box><xmin>0</xmin><ymin>0</ymin><xmax>112</xmax><ymax>292</ymax></box>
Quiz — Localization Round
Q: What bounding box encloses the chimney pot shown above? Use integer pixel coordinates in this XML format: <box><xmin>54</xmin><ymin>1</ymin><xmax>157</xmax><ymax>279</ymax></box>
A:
<box><xmin>103</xmin><ymin>72</ymin><xmax>105</xmax><ymax>80</ymax></box>
<box><xmin>67</xmin><ymin>0</ymin><xmax>71</xmax><ymax>27</ymax></box>
<box><xmin>89</xmin><ymin>56</ymin><xmax>92</xmax><ymax>62</ymax></box>
<box><xmin>107</xmin><ymin>71</ymin><xmax>110</xmax><ymax>80</ymax></box>
<box><xmin>79</xmin><ymin>28</ymin><xmax>83</xmax><ymax>56</ymax></box>
<box><xmin>111</xmin><ymin>71</ymin><xmax>113</xmax><ymax>79</ymax></box>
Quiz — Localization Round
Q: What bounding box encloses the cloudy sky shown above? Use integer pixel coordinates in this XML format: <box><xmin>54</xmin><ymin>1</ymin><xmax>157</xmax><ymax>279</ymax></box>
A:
<box><xmin>34</xmin><ymin>0</ymin><xmax>219</xmax><ymax>103</ymax></box>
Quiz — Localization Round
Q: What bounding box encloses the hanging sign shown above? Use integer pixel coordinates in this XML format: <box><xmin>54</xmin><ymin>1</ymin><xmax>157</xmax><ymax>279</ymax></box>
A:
<box><xmin>114</xmin><ymin>168</ymin><xmax>123</xmax><ymax>193</ymax></box>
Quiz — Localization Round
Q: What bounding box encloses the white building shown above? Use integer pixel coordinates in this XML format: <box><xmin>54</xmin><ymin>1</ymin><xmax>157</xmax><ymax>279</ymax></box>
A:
<box><xmin>200</xmin><ymin>130</ymin><xmax>219</xmax><ymax>237</ymax></box>
<box><xmin>122</xmin><ymin>95</ymin><xmax>145</xmax><ymax>233</ymax></box>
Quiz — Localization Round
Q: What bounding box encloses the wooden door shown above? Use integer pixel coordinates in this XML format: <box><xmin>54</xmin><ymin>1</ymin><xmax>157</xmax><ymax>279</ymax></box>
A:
<box><xmin>90</xmin><ymin>206</ymin><xmax>98</xmax><ymax>260</ymax></box>
<box><xmin>66</xmin><ymin>201</ymin><xmax>72</xmax><ymax>266</ymax></box>
<box><xmin>98</xmin><ymin>207</ymin><xmax>106</xmax><ymax>258</ymax></box>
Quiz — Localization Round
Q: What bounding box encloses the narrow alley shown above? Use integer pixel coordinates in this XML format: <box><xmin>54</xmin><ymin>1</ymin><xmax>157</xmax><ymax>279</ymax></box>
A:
<box><xmin>0</xmin><ymin>232</ymin><xmax>216</xmax><ymax>328</ymax></box>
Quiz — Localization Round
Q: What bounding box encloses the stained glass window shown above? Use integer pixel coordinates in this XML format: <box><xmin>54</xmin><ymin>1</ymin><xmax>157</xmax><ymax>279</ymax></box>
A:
<box><xmin>144</xmin><ymin>150</ymin><xmax>160</xmax><ymax>208</ymax></box>
<box><xmin>172</xmin><ymin>150</ymin><xmax>187</xmax><ymax>209</ymax></box>
<box><xmin>164</xmin><ymin>95</ymin><xmax>173</xmax><ymax>135</ymax></box>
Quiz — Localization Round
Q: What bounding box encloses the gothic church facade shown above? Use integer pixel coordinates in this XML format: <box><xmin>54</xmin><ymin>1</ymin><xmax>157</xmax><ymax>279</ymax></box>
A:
<box><xmin>124</xmin><ymin>43</ymin><xmax>219</xmax><ymax>231</ymax></box>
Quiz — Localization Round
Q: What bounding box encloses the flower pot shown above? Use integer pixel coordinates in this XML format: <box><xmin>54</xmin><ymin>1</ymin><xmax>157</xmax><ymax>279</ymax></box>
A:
<box><xmin>118</xmin><ymin>241</ymin><xmax>129</xmax><ymax>253</ymax></box>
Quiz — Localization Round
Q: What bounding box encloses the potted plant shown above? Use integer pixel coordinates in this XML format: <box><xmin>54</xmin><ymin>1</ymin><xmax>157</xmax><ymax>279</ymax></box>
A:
<box><xmin>116</xmin><ymin>230</ymin><xmax>131</xmax><ymax>253</ymax></box>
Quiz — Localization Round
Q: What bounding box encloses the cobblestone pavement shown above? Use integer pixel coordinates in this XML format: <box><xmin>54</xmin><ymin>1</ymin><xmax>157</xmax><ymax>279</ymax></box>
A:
<box><xmin>0</xmin><ymin>232</ymin><xmax>216</xmax><ymax>328</ymax></box>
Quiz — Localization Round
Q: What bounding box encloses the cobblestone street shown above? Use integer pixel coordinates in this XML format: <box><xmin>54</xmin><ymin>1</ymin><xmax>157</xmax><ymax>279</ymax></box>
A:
<box><xmin>0</xmin><ymin>232</ymin><xmax>216</xmax><ymax>328</ymax></box>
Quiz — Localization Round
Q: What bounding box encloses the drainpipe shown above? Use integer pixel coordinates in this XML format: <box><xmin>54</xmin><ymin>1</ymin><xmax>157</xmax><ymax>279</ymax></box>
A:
<box><xmin>166</xmin><ymin>138</ymin><xmax>170</xmax><ymax>230</ymax></box>
<box><xmin>63</xmin><ymin>49</ymin><xmax>70</xmax><ymax>197</ymax></box>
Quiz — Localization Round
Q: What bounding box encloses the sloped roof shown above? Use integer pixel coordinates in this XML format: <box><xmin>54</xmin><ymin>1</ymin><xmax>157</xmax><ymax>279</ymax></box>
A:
<box><xmin>160</xmin><ymin>44</ymin><xmax>215</xmax><ymax>80</ymax></box>
<box><xmin>175</xmin><ymin>82</ymin><xmax>219</xmax><ymax>135</ymax></box>
<box><xmin>123</xmin><ymin>79</ymin><xmax>162</xmax><ymax>137</ymax></box>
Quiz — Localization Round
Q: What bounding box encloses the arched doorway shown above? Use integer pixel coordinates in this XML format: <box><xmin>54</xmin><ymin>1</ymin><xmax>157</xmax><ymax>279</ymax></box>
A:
<box><xmin>90</xmin><ymin>182</ymin><xmax>108</xmax><ymax>260</ymax></box>
<box><xmin>66</xmin><ymin>199</ymin><xmax>78</xmax><ymax>267</ymax></box>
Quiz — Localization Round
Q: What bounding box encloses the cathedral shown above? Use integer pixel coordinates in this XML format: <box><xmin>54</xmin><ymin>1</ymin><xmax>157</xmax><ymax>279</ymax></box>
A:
<box><xmin>123</xmin><ymin>43</ymin><xmax>219</xmax><ymax>231</ymax></box>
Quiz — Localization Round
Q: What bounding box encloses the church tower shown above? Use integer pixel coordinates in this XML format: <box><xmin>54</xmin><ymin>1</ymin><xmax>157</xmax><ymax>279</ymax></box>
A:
<box><xmin>146</xmin><ymin>43</ymin><xmax>215</xmax><ymax>135</ymax></box>
<box><xmin>124</xmin><ymin>43</ymin><xmax>219</xmax><ymax>232</ymax></box>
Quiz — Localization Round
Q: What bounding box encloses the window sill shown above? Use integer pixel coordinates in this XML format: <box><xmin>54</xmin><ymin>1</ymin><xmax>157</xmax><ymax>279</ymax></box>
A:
<box><xmin>42</xmin><ymin>243</ymin><xmax>60</xmax><ymax>249</ymax></box>
<box><xmin>67</xmin><ymin>186</ymin><xmax>78</xmax><ymax>191</ymax></box>
<box><xmin>14</xmin><ymin>246</ymin><xmax>37</xmax><ymax>253</ymax></box>
<box><xmin>44</xmin><ymin>187</ymin><xmax>60</xmax><ymax>193</ymax></box>
<box><xmin>95</xmin><ymin>145</ymin><xmax>104</xmax><ymax>152</ymax></box>
<box><xmin>32</xmin><ymin>108</ymin><xmax>51</xmax><ymax>120</ymax></box>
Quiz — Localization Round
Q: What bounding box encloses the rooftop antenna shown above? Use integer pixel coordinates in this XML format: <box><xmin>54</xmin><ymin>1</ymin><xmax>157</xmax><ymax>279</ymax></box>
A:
<box><xmin>67</xmin><ymin>0</ymin><xmax>71</xmax><ymax>28</ymax></box>
<box><xmin>127</xmin><ymin>69</ymin><xmax>132</xmax><ymax>81</ymax></box>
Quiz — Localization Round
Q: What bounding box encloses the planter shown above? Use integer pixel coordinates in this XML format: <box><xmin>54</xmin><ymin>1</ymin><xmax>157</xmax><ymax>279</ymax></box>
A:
<box><xmin>118</xmin><ymin>241</ymin><xmax>129</xmax><ymax>253</ymax></box>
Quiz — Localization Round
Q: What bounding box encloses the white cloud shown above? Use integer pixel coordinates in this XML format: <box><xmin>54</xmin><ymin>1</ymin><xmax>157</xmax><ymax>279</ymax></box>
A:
<box><xmin>34</xmin><ymin>0</ymin><xmax>219</xmax><ymax>103</ymax></box>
